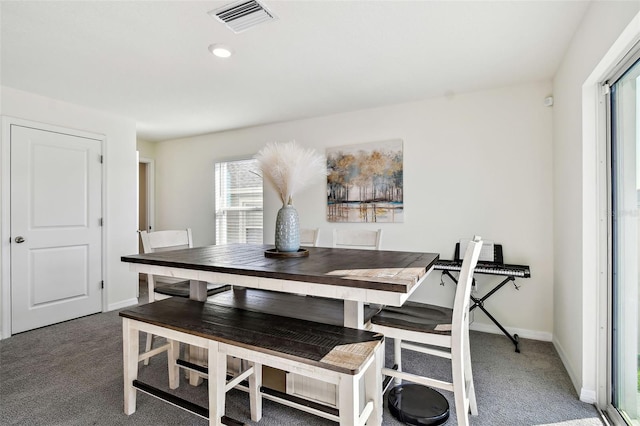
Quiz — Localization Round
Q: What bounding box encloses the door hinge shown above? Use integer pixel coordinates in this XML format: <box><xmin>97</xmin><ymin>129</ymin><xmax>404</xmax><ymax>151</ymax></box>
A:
<box><xmin>99</xmin><ymin>155</ymin><xmax>104</xmax><ymax>164</ymax></box>
<box><xmin>101</xmin><ymin>280</ymin><xmax>104</xmax><ymax>289</ymax></box>
<box><xmin>99</xmin><ymin>218</ymin><xmax>103</xmax><ymax>226</ymax></box>
<box><xmin>602</xmin><ymin>82</ymin><xmax>611</xmax><ymax>95</ymax></box>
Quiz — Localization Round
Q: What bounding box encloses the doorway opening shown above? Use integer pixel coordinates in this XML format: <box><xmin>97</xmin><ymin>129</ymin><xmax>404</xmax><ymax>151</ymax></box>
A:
<box><xmin>137</xmin><ymin>156</ymin><xmax>154</xmax><ymax>295</ymax></box>
<box><xmin>138</xmin><ymin>156</ymin><xmax>155</xmax><ymax>240</ymax></box>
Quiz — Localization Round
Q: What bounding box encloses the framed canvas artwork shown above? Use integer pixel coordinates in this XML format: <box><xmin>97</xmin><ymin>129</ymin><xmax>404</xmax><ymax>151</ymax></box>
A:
<box><xmin>327</xmin><ymin>139</ymin><xmax>403</xmax><ymax>223</ymax></box>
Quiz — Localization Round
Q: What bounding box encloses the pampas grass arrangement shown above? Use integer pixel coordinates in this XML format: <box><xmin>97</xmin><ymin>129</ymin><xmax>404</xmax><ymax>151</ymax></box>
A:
<box><xmin>255</xmin><ymin>141</ymin><xmax>327</xmax><ymax>206</ymax></box>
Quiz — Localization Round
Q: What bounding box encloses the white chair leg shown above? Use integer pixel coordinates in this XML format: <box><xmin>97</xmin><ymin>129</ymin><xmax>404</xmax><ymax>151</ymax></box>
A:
<box><xmin>144</xmin><ymin>332</ymin><xmax>153</xmax><ymax>365</ymax></box>
<box><xmin>394</xmin><ymin>337</ymin><xmax>402</xmax><ymax>385</ymax></box>
<box><xmin>451</xmin><ymin>347</ymin><xmax>469</xmax><ymax>426</ymax></box>
<box><xmin>248</xmin><ymin>362</ymin><xmax>263</xmax><ymax>422</ymax></box>
<box><xmin>464</xmin><ymin>333</ymin><xmax>478</xmax><ymax>415</ymax></box>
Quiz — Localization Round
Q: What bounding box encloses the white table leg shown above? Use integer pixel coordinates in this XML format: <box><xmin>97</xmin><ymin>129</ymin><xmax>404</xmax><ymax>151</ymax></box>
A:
<box><xmin>190</xmin><ymin>280</ymin><xmax>209</xmax><ymax>301</ymax></box>
<box><xmin>344</xmin><ymin>300</ymin><xmax>364</xmax><ymax>329</ymax></box>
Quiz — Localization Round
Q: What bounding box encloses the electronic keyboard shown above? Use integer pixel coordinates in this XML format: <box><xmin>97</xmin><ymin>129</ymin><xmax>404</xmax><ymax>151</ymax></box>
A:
<box><xmin>434</xmin><ymin>259</ymin><xmax>531</xmax><ymax>278</ymax></box>
<box><xmin>435</xmin><ymin>241</ymin><xmax>531</xmax><ymax>353</ymax></box>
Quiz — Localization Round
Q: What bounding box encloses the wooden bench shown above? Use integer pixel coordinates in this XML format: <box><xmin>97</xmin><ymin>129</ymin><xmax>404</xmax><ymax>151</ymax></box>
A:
<box><xmin>207</xmin><ymin>288</ymin><xmax>382</xmax><ymax>406</ymax></box>
<box><xmin>120</xmin><ymin>297</ymin><xmax>385</xmax><ymax>426</ymax></box>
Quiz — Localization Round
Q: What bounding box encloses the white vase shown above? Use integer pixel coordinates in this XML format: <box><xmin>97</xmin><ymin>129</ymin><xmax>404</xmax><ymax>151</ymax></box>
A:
<box><xmin>275</xmin><ymin>204</ymin><xmax>300</xmax><ymax>252</ymax></box>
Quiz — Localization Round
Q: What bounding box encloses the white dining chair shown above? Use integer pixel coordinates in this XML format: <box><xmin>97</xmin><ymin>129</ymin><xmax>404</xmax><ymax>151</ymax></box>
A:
<box><xmin>138</xmin><ymin>228</ymin><xmax>230</xmax><ymax>364</ymax></box>
<box><xmin>370</xmin><ymin>236</ymin><xmax>482</xmax><ymax>426</ymax></box>
<box><xmin>332</xmin><ymin>228</ymin><xmax>382</xmax><ymax>250</ymax></box>
<box><xmin>300</xmin><ymin>228</ymin><xmax>320</xmax><ymax>247</ymax></box>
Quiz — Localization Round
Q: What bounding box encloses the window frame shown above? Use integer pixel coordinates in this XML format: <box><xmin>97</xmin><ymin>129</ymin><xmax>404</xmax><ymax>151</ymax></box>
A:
<box><xmin>214</xmin><ymin>157</ymin><xmax>263</xmax><ymax>245</ymax></box>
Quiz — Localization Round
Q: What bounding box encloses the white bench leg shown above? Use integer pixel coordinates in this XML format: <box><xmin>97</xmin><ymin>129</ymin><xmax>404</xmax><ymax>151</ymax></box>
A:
<box><xmin>123</xmin><ymin>318</ymin><xmax>139</xmax><ymax>415</ymax></box>
<box><xmin>364</xmin><ymin>341</ymin><xmax>384</xmax><ymax>426</ymax></box>
<box><xmin>168</xmin><ymin>339</ymin><xmax>180</xmax><ymax>389</ymax></box>
<box><xmin>249</xmin><ymin>362</ymin><xmax>262</xmax><ymax>422</ymax></box>
<box><xmin>208</xmin><ymin>341</ymin><xmax>224</xmax><ymax>426</ymax></box>
<box><xmin>338</xmin><ymin>375</ymin><xmax>358</xmax><ymax>425</ymax></box>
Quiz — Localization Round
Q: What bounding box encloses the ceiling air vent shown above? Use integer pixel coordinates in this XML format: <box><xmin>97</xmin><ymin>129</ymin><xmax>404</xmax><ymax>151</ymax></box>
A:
<box><xmin>209</xmin><ymin>0</ymin><xmax>277</xmax><ymax>34</ymax></box>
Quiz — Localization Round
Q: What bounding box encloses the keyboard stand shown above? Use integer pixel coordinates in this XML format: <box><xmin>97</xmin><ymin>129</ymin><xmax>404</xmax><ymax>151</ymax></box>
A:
<box><xmin>441</xmin><ymin>270</ymin><xmax>521</xmax><ymax>353</ymax></box>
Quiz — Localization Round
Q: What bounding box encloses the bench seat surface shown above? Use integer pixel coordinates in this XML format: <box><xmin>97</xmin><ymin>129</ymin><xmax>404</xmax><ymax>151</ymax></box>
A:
<box><xmin>120</xmin><ymin>297</ymin><xmax>383</xmax><ymax>375</ymax></box>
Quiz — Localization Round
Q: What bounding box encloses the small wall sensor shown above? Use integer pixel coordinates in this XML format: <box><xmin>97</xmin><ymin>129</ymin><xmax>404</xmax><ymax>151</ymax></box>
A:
<box><xmin>544</xmin><ymin>96</ymin><xmax>554</xmax><ymax>107</ymax></box>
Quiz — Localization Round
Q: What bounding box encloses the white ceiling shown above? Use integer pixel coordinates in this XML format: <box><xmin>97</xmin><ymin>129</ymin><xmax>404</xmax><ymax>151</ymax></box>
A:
<box><xmin>1</xmin><ymin>1</ymin><xmax>590</xmax><ymax>142</ymax></box>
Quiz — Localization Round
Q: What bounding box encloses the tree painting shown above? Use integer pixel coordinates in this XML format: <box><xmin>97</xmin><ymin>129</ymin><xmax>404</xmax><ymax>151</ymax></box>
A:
<box><xmin>327</xmin><ymin>139</ymin><xmax>403</xmax><ymax>223</ymax></box>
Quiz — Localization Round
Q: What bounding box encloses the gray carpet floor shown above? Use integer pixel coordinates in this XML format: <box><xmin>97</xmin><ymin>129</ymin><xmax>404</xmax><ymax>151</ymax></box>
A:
<box><xmin>0</xmin><ymin>285</ymin><xmax>603</xmax><ymax>425</ymax></box>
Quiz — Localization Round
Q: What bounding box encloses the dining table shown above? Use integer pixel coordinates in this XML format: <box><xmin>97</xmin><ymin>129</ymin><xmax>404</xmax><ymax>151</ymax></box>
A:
<box><xmin>121</xmin><ymin>242</ymin><xmax>440</xmax><ymax>413</ymax></box>
<box><xmin>121</xmin><ymin>243</ymin><xmax>440</xmax><ymax>330</ymax></box>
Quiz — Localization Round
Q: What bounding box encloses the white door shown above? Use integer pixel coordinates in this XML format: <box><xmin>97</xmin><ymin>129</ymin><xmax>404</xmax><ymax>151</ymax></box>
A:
<box><xmin>10</xmin><ymin>124</ymin><xmax>102</xmax><ymax>334</ymax></box>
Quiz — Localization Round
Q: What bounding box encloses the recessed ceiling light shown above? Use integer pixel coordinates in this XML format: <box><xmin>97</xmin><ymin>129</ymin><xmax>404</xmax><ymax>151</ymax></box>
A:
<box><xmin>208</xmin><ymin>44</ymin><xmax>234</xmax><ymax>58</ymax></box>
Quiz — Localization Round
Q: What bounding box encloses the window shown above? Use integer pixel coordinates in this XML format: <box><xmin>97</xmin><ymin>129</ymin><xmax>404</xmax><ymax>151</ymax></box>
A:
<box><xmin>214</xmin><ymin>159</ymin><xmax>263</xmax><ymax>244</ymax></box>
<box><xmin>608</xmin><ymin>54</ymin><xmax>640</xmax><ymax>424</ymax></box>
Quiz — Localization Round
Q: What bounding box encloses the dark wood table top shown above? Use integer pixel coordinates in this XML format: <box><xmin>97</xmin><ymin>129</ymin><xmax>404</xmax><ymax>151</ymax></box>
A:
<box><xmin>121</xmin><ymin>243</ymin><xmax>439</xmax><ymax>294</ymax></box>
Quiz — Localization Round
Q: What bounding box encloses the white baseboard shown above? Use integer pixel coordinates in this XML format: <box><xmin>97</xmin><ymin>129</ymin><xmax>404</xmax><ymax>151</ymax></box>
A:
<box><xmin>552</xmin><ymin>336</ymin><xmax>587</xmax><ymax>400</ymax></box>
<box><xmin>470</xmin><ymin>320</ymin><xmax>553</xmax><ymax>342</ymax></box>
<box><xmin>0</xmin><ymin>297</ymin><xmax>139</xmax><ymax>340</ymax></box>
<box><xmin>580</xmin><ymin>388</ymin><xmax>597</xmax><ymax>404</ymax></box>
<box><xmin>108</xmin><ymin>297</ymin><xmax>138</xmax><ymax>311</ymax></box>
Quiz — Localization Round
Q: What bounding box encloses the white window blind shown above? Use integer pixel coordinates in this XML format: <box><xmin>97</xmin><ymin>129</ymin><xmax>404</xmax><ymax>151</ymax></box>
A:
<box><xmin>215</xmin><ymin>159</ymin><xmax>263</xmax><ymax>244</ymax></box>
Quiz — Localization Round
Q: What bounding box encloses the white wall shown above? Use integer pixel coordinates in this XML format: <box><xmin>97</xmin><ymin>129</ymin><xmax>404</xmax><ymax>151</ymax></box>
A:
<box><xmin>154</xmin><ymin>80</ymin><xmax>554</xmax><ymax>339</ymax></box>
<box><xmin>552</xmin><ymin>1</ymin><xmax>640</xmax><ymax>402</ymax></box>
<box><xmin>0</xmin><ymin>86</ymin><xmax>139</xmax><ymax>336</ymax></box>
<box><xmin>137</xmin><ymin>139</ymin><xmax>156</xmax><ymax>159</ymax></box>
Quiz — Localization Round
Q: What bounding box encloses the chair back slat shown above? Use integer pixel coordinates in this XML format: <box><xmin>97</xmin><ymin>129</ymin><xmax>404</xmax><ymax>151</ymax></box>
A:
<box><xmin>300</xmin><ymin>228</ymin><xmax>320</xmax><ymax>247</ymax></box>
<box><xmin>140</xmin><ymin>229</ymin><xmax>193</xmax><ymax>253</ymax></box>
<box><xmin>138</xmin><ymin>228</ymin><xmax>194</xmax><ymax>303</ymax></box>
<box><xmin>332</xmin><ymin>229</ymin><xmax>382</xmax><ymax>250</ymax></box>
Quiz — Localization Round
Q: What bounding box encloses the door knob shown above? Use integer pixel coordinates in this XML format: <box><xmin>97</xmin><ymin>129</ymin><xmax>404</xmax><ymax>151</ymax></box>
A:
<box><xmin>14</xmin><ymin>236</ymin><xmax>25</xmax><ymax>243</ymax></box>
